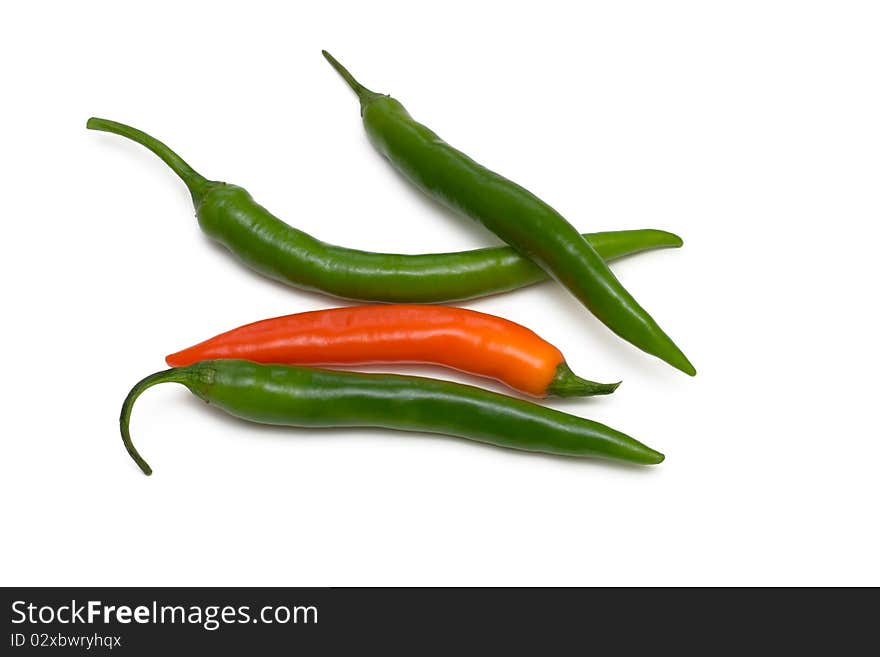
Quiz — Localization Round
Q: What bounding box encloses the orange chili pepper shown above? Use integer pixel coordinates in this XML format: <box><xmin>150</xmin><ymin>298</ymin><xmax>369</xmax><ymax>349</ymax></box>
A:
<box><xmin>166</xmin><ymin>305</ymin><xmax>619</xmax><ymax>397</ymax></box>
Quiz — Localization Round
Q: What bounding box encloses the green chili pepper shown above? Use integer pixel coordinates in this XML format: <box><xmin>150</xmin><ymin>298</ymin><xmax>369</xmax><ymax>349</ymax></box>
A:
<box><xmin>322</xmin><ymin>52</ymin><xmax>696</xmax><ymax>375</ymax></box>
<box><xmin>121</xmin><ymin>360</ymin><xmax>664</xmax><ymax>475</ymax></box>
<box><xmin>88</xmin><ymin>118</ymin><xmax>681</xmax><ymax>303</ymax></box>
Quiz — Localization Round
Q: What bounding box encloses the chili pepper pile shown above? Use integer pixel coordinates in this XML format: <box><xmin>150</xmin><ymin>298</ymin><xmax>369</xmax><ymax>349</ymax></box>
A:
<box><xmin>93</xmin><ymin>51</ymin><xmax>694</xmax><ymax>475</ymax></box>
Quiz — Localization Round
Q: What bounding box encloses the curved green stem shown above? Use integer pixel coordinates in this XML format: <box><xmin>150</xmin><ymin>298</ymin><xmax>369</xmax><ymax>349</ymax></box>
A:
<box><xmin>546</xmin><ymin>362</ymin><xmax>621</xmax><ymax>397</ymax></box>
<box><xmin>119</xmin><ymin>368</ymin><xmax>190</xmax><ymax>476</ymax></box>
<box><xmin>322</xmin><ymin>50</ymin><xmax>382</xmax><ymax>108</ymax></box>
<box><xmin>87</xmin><ymin>117</ymin><xmax>210</xmax><ymax>206</ymax></box>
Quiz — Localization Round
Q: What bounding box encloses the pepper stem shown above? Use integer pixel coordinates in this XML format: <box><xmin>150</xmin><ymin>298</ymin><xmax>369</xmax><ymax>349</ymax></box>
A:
<box><xmin>87</xmin><ymin>117</ymin><xmax>211</xmax><ymax>206</ymax></box>
<box><xmin>321</xmin><ymin>50</ymin><xmax>382</xmax><ymax>109</ymax></box>
<box><xmin>120</xmin><ymin>368</ymin><xmax>190</xmax><ymax>476</ymax></box>
<box><xmin>545</xmin><ymin>362</ymin><xmax>621</xmax><ymax>397</ymax></box>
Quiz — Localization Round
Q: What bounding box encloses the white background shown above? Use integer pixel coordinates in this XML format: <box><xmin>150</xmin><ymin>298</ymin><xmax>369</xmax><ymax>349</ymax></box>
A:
<box><xmin>1</xmin><ymin>1</ymin><xmax>878</xmax><ymax>586</ymax></box>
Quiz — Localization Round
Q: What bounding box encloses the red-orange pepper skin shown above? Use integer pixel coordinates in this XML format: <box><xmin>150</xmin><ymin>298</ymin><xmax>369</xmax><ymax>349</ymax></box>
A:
<box><xmin>166</xmin><ymin>305</ymin><xmax>618</xmax><ymax>397</ymax></box>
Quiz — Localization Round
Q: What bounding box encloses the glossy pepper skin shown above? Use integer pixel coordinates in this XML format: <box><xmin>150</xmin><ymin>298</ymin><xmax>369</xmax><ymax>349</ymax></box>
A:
<box><xmin>87</xmin><ymin>118</ymin><xmax>682</xmax><ymax>303</ymax></box>
<box><xmin>120</xmin><ymin>360</ymin><xmax>664</xmax><ymax>475</ymax></box>
<box><xmin>322</xmin><ymin>52</ymin><xmax>696</xmax><ymax>375</ymax></box>
<box><xmin>166</xmin><ymin>305</ymin><xmax>620</xmax><ymax>397</ymax></box>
